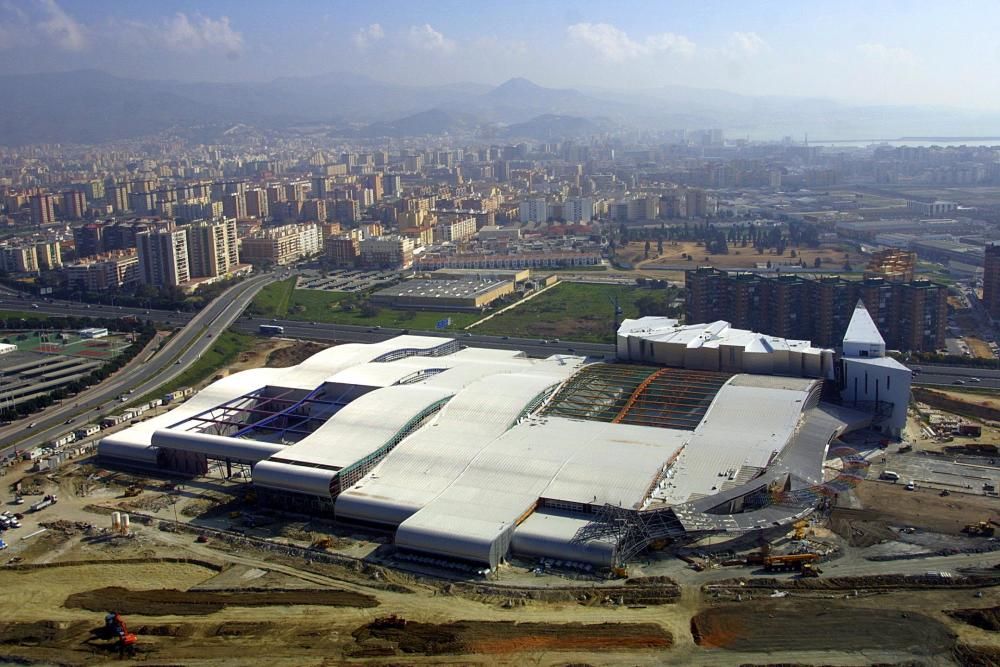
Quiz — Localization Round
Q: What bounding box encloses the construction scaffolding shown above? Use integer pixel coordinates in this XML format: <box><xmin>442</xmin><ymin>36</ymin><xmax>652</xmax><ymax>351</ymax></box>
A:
<box><xmin>571</xmin><ymin>447</ymin><xmax>870</xmax><ymax>566</ymax></box>
<box><xmin>865</xmin><ymin>249</ymin><xmax>916</xmax><ymax>283</ymax></box>
<box><xmin>543</xmin><ymin>364</ymin><xmax>732</xmax><ymax>430</ymax></box>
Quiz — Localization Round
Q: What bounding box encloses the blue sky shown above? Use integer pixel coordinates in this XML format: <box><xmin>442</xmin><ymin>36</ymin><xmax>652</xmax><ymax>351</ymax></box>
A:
<box><xmin>1</xmin><ymin>0</ymin><xmax>997</xmax><ymax>109</ymax></box>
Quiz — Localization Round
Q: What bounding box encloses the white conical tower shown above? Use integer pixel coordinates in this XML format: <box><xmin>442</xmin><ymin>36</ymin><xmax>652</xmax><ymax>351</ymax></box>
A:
<box><xmin>843</xmin><ymin>300</ymin><xmax>885</xmax><ymax>359</ymax></box>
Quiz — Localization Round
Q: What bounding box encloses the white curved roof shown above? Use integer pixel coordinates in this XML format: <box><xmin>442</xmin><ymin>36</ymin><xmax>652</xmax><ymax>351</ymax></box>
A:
<box><xmin>336</xmin><ymin>370</ymin><xmax>570</xmax><ymax>525</ymax></box>
<box><xmin>273</xmin><ymin>384</ymin><xmax>454</xmax><ymax>469</ymax></box>
<box><xmin>99</xmin><ymin>335</ymin><xmax>456</xmax><ymax>460</ymax></box>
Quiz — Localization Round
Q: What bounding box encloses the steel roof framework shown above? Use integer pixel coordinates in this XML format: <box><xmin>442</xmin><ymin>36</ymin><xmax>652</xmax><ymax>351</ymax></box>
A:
<box><xmin>543</xmin><ymin>363</ymin><xmax>731</xmax><ymax>431</ymax></box>
<box><xmin>167</xmin><ymin>385</ymin><xmax>356</xmax><ymax>443</ymax></box>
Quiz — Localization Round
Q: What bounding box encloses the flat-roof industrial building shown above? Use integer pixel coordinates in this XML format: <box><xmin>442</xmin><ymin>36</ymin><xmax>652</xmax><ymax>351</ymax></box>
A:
<box><xmin>370</xmin><ymin>278</ymin><xmax>514</xmax><ymax>311</ymax></box>
<box><xmin>100</xmin><ymin>305</ymin><xmax>903</xmax><ymax>571</ymax></box>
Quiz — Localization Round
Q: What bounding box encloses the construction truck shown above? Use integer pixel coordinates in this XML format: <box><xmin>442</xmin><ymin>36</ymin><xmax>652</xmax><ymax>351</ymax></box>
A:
<box><xmin>122</xmin><ymin>486</ymin><xmax>143</xmax><ymax>498</ymax></box>
<box><xmin>763</xmin><ymin>553</ymin><xmax>820</xmax><ymax>573</ymax></box>
<box><xmin>962</xmin><ymin>521</ymin><xmax>997</xmax><ymax>537</ymax></box>
<box><xmin>800</xmin><ymin>562</ymin><xmax>823</xmax><ymax>578</ymax></box>
<box><xmin>30</xmin><ymin>494</ymin><xmax>57</xmax><ymax>513</ymax></box>
<box><xmin>792</xmin><ymin>519</ymin><xmax>809</xmax><ymax>540</ymax></box>
<box><xmin>89</xmin><ymin>612</ymin><xmax>137</xmax><ymax>657</ymax></box>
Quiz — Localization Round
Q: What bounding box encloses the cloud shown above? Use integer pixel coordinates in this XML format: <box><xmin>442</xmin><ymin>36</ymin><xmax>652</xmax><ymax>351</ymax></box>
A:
<box><xmin>857</xmin><ymin>42</ymin><xmax>916</xmax><ymax>66</ymax></box>
<box><xmin>353</xmin><ymin>23</ymin><xmax>384</xmax><ymax>49</ymax></box>
<box><xmin>162</xmin><ymin>13</ymin><xmax>244</xmax><ymax>57</ymax></box>
<box><xmin>407</xmin><ymin>23</ymin><xmax>455</xmax><ymax>53</ymax></box>
<box><xmin>727</xmin><ymin>31</ymin><xmax>768</xmax><ymax>57</ymax></box>
<box><xmin>0</xmin><ymin>0</ymin><xmax>88</xmax><ymax>50</ymax></box>
<box><xmin>37</xmin><ymin>0</ymin><xmax>87</xmax><ymax>50</ymax></box>
<box><xmin>567</xmin><ymin>22</ymin><xmax>694</xmax><ymax>62</ymax></box>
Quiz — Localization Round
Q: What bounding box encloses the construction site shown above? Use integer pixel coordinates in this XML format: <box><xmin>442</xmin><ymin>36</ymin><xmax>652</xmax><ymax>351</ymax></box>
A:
<box><xmin>1</xmin><ymin>319</ymin><xmax>999</xmax><ymax>665</ymax></box>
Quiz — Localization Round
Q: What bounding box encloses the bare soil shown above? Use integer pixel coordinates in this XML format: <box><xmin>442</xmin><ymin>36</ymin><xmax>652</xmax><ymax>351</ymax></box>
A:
<box><xmin>619</xmin><ymin>240</ymin><xmax>861</xmax><ymax>270</ymax></box>
<box><xmin>351</xmin><ymin>619</ymin><xmax>672</xmax><ymax>656</ymax></box>
<box><xmin>955</xmin><ymin>642</ymin><xmax>1000</xmax><ymax>666</ymax></box>
<box><xmin>64</xmin><ymin>585</ymin><xmax>379</xmax><ymax>615</ymax></box>
<box><xmin>691</xmin><ymin>602</ymin><xmax>954</xmax><ymax>654</ymax></box>
<box><xmin>851</xmin><ymin>481</ymin><xmax>1000</xmax><ymax>535</ymax></box>
<box><xmin>829</xmin><ymin>508</ymin><xmax>898</xmax><ymax>547</ymax></box>
<box><xmin>948</xmin><ymin>605</ymin><xmax>1000</xmax><ymax>632</ymax></box>
<box><xmin>265</xmin><ymin>341</ymin><xmax>326</xmax><ymax>368</ymax></box>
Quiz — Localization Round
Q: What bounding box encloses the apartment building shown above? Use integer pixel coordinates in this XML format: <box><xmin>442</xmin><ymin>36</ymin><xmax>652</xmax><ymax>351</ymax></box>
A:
<box><xmin>187</xmin><ymin>218</ymin><xmax>239</xmax><ymax>278</ymax></box>
<box><xmin>136</xmin><ymin>228</ymin><xmax>190</xmax><ymax>287</ymax></box>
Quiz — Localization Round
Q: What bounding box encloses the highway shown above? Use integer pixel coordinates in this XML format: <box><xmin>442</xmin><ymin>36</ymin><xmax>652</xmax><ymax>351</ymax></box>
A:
<box><xmin>911</xmin><ymin>362</ymin><xmax>1000</xmax><ymax>390</ymax></box>
<box><xmin>0</xmin><ymin>273</ymin><xmax>273</xmax><ymax>459</ymax></box>
<box><xmin>0</xmin><ymin>295</ymin><xmax>193</xmax><ymax>325</ymax></box>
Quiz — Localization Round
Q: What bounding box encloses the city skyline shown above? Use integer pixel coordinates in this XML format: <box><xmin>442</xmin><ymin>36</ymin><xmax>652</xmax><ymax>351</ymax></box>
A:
<box><xmin>2</xmin><ymin>0</ymin><xmax>1000</xmax><ymax>111</ymax></box>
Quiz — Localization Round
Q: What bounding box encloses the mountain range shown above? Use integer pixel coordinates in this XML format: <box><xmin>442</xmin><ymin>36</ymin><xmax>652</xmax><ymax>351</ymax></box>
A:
<box><xmin>1</xmin><ymin>69</ymin><xmax>999</xmax><ymax>145</ymax></box>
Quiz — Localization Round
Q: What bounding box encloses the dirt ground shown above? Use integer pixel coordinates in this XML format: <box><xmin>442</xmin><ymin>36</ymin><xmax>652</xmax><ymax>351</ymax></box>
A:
<box><xmin>3</xmin><ymin>433</ymin><xmax>1000</xmax><ymax>664</ymax></box>
<box><xmin>265</xmin><ymin>341</ymin><xmax>326</xmax><ymax>368</ymax></box>
<box><xmin>351</xmin><ymin>619</ymin><xmax>672</xmax><ymax>656</ymax></box>
<box><xmin>691</xmin><ymin>602</ymin><xmax>955</xmax><ymax>655</ymax></box>
<box><xmin>65</xmin><ymin>585</ymin><xmax>379</xmax><ymax>615</ymax></box>
<box><xmin>849</xmin><ymin>482</ymin><xmax>1000</xmax><ymax>535</ymax></box>
<box><xmin>617</xmin><ymin>240</ymin><xmax>863</xmax><ymax>270</ymax></box>
<box><xmin>948</xmin><ymin>605</ymin><xmax>1000</xmax><ymax>632</ymax></box>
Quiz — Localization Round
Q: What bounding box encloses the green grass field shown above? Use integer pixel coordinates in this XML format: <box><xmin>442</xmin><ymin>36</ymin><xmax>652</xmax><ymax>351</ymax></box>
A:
<box><xmin>155</xmin><ymin>331</ymin><xmax>255</xmax><ymax>396</ymax></box>
<box><xmin>250</xmin><ymin>279</ymin><xmax>479</xmax><ymax>330</ymax></box>
<box><xmin>249</xmin><ymin>279</ymin><xmax>296</xmax><ymax>318</ymax></box>
<box><xmin>0</xmin><ymin>310</ymin><xmax>52</xmax><ymax>321</ymax></box>
<box><xmin>474</xmin><ymin>282</ymin><xmax>675</xmax><ymax>343</ymax></box>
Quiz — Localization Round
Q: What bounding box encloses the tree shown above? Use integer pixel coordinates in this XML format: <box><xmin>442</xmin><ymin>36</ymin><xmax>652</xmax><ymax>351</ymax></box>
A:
<box><xmin>360</xmin><ymin>301</ymin><xmax>381</xmax><ymax>318</ymax></box>
<box><xmin>814</xmin><ymin>257</ymin><xmax>822</xmax><ymax>268</ymax></box>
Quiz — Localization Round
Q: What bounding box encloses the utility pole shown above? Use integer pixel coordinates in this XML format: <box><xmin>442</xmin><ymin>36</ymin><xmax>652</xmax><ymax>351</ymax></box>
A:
<box><xmin>608</xmin><ymin>294</ymin><xmax>623</xmax><ymax>337</ymax></box>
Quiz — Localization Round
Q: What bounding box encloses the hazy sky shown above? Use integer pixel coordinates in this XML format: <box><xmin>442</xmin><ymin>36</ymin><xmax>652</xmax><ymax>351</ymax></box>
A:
<box><xmin>1</xmin><ymin>0</ymin><xmax>997</xmax><ymax>109</ymax></box>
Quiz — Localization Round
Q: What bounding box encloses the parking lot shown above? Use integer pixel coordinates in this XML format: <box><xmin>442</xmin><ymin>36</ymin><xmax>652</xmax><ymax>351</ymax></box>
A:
<box><xmin>869</xmin><ymin>451</ymin><xmax>1000</xmax><ymax>495</ymax></box>
<box><xmin>296</xmin><ymin>269</ymin><xmax>399</xmax><ymax>293</ymax></box>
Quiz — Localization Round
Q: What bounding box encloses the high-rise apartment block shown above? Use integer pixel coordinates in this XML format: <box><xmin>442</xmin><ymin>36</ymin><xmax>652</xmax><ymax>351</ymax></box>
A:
<box><xmin>239</xmin><ymin>223</ymin><xmax>321</xmax><ymax>266</ymax></box>
<box><xmin>433</xmin><ymin>216</ymin><xmax>477</xmax><ymax>243</ymax></box>
<box><xmin>244</xmin><ymin>189</ymin><xmax>269</xmax><ymax>219</ymax></box>
<box><xmin>61</xmin><ymin>190</ymin><xmax>87</xmax><ymax>219</ymax></box>
<box><xmin>685</xmin><ymin>267</ymin><xmax>946</xmax><ymax>352</ymax></box>
<box><xmin>30</xmin><ymin>193</ymin><xmax>56</xmax><ymax>225</ymax></box>
<box><xmin>187</xmin><ymin>219</ymin><xmax>239</xmax><ymax>278</ymax></box>
<box><xmin>74</xmin><ymin>222</ymin><xmax>105</xmax><ymax>258</ymax></box>
<box><xmin>333</xmin><ymin>198</ymin><xmax>360</xmax><ymax>223</ymax></box>
<box><xmin>136</xmin><ymin>229</ymin><xmax>190</xmax><ymax>287</ymax></box>
<box><xmin>65</xmin><ymin>251</ymin><xmax>140</xmax><ymax>291</ymax></box>
<box><xmin>359</xmin><ymin>235</ymin><xmax>415</xmax><ymax>269</ymax></box>
<box><xmin>519</xmin><ymin>197</ymin><xmax>548</xmax><ymax>223</ymax></box>
<box><xmin>35</xmin><ymin>241</ymin><xmax>62</xmax><ymax>270</ymax></box>
<box><xmin>222</xmin><ymin>192</ymin><xmax>247</xmax><ymax>220</ymax></box>
<box><xmin>563</xmin><ymin>197</ymin><xmax>595</xmax><ymax>222</ymax></box>
<box><xmin>0</xmin><ymin>244</ymin><xmax>40</xmax><ymax>273</ymax></box>
<box><xmin>983</xmin><ymin>245</ymin><xmax>1000</xmax><ymax>319</ymax></box>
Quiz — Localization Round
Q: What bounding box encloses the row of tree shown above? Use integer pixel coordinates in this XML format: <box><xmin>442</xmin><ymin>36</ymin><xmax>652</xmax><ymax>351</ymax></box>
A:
<box><xmin>0</xmin><ymin>317</ymin><xmax>156</xmax><ymax>422</ymax></box>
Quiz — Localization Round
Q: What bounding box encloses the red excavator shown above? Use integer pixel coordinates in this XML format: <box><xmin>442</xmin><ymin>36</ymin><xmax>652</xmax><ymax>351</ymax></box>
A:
<box><xmin>89</xmin><ymin>612</ymin><xmax>137</xmax><ymax>658</ymax></box>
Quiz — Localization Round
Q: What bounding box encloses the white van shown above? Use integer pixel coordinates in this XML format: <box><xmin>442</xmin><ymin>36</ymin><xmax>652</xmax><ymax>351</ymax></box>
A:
<box><xmin>879</xmin><ymin>471</ymin><xmax>901</xmax><ymax>482</ymax></box>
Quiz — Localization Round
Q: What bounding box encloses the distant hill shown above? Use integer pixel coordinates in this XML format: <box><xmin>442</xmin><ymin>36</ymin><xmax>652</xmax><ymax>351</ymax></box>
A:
<box><xmin>1</xmin><ymin>69</ymin><xmax>999</xmax><ymax>144</ymax></box>
<box><xmin>360</xmin><ymin>109</ymin><xmax>481</xmax><ymax>138</ymax></box>
<box><xmin>501</xmin><ymin>114</ymin><xmax>614</xmax><ymax>140</ymax></box>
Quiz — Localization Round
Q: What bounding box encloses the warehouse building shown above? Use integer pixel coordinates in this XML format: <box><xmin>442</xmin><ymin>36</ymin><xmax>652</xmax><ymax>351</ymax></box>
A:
<box><xmin>370</xmin><ymin>278</ymin><xmax>514</xmax><ymax>311</ymax></box>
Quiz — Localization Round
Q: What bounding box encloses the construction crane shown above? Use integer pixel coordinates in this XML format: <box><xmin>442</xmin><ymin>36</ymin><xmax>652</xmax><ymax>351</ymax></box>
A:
<box><xmin>763</xmin><ymin>553</ymin><xmax>820</xmax><ymax>573</ymax></box>
<box><xmin>89</xmin><ymin>612</ymin><xmax>137</xmax><ymax>657</ymax></box>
